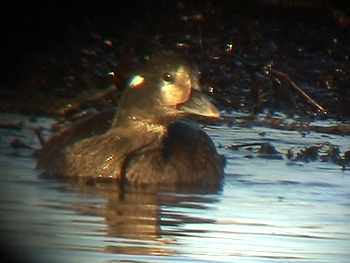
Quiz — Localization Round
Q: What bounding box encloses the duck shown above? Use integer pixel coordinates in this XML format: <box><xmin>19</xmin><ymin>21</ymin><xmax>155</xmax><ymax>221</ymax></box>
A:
<box><xmin>37</xmin><ymin>51</ymin><xmax>225</xmax><ymax>186</ymax></box>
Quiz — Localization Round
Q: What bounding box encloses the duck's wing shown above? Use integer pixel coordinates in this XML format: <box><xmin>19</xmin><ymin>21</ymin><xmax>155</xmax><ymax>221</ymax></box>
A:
<box><xmin>37</xmin><ymin>109</ymin><xmax>116</xmax><ymax>170</ymax></box>
<box><xmin>38</xmin><ymin>124</ymin><xmax>160</xmax><ymax>181</ymax></box>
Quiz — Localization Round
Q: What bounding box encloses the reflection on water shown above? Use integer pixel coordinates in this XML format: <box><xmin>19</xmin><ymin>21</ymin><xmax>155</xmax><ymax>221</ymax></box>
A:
<box><xmin>60</xmin><ymin>179</ymin><xmax>221</xmax><ymax>257</ymax></box>
<box><xmin>1</xmin><ymin>113</ymin><xmax>350</xmax><ymax>263</ymax></box>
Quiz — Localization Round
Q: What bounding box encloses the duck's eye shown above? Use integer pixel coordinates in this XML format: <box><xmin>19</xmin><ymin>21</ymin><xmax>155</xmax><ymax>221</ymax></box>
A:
<box><xmin>162</xmin><ymin>72</ymin><xmax>174</xmax><ymax>82</ymax></box>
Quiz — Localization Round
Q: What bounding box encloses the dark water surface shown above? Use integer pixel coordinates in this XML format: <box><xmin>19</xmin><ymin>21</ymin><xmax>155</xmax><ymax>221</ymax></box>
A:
<box><xmin>1</xmin><ymin>113</ymin><xmax>350</xmax><ymax>263</ymax></box>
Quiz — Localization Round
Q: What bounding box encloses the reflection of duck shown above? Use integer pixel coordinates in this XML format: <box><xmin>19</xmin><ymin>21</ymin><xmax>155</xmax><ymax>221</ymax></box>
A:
<box><xmin>62</xmin><ymin>180</ymin><xmax>220</xmax><ymax>256</ymax></box>
<box><xmin>37</xmin><ymin>52</ymin><xmax>225</xmax><ymax>185</ymax></box>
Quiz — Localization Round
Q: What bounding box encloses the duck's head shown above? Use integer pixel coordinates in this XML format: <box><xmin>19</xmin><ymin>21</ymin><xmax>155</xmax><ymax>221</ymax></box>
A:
<box><xmin>114</xmin><ymin>52</ymin><xmax>220</xmax><ymax>127</ymax></box>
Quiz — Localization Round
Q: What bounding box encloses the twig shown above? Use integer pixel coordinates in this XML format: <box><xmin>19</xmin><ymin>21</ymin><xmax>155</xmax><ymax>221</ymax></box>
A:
<box><xmin>34</xmin><ymin>126</ymin><xmax>46</xmax><ymax>147</ymax></box>
<box><xmin>266</xmin><ymin>66</ymin><xmax>326</xmax><ymax>114</ymax></box>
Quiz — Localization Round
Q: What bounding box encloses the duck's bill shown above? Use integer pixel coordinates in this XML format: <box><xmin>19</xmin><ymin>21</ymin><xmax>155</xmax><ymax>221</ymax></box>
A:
<box><xmin>177</xmin><ymin>90</ymin><xmax>220</xmax><ymax>118</ymax></box>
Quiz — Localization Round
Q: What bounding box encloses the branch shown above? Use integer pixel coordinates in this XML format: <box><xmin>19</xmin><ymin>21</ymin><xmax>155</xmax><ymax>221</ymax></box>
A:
<box><xmin>266</xmin><ymin>66</ymin><xmax>326</xmax><ymax>114</ymax></box>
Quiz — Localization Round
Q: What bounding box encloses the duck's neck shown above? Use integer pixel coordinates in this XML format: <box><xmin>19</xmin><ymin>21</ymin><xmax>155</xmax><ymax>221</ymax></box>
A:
<box><xmin>113</xmin><ymin>106</ymin><xmax>178</xmax><ymax>132</ymax></box>
<box><xmin>113</xmin><ymin>113</ymin><xmax>169</xmax><ymax>137</ymax></box>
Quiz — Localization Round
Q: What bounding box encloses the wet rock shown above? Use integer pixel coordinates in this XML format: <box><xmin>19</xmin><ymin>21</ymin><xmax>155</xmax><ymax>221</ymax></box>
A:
<box><xmin>257</xmin><ymin>142</ymin><xmax>284</xmax><ymax>160</ymax></box>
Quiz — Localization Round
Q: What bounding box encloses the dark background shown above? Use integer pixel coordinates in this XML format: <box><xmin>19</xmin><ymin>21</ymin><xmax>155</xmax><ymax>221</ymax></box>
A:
<box><xmin>1</xmin><ymin>1</ymin><xmax>350</xmax><ymax>118</ymax></box>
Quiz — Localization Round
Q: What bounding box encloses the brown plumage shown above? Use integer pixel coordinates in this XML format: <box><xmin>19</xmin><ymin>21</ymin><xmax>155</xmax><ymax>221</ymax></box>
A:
<box><xmin>37</xmin><ymin>52</ymin><xmax>225</xmax><ymax>186</ymax></box>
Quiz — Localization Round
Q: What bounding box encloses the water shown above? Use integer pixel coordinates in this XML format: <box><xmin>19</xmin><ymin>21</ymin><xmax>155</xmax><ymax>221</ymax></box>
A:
<box><xmin>1</xmin><ymin>113</ymin><xmax>350</xmax><ymax>263</ymax></box>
